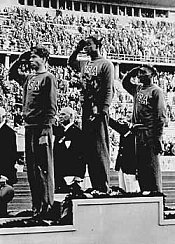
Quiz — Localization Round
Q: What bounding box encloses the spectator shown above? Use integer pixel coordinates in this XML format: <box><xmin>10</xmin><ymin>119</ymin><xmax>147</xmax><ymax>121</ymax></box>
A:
<box><xmin>1</xmin><ymin>6</ymin><xmax>175</xmax><ymax>63</ymax></box>
<box><xmin>13</xmin><ymin>107</ymin><xmax>23</xmax><ymax>128</ymax></box>
<box><xmin>0</xmin><ymin>107</ymin><xmax>17</xmax><ymax>217</ymax></box>
<box><xmin>8</xmin><ymin>45</ymin><xmax>57</xmax><ymax>219</ymax></box>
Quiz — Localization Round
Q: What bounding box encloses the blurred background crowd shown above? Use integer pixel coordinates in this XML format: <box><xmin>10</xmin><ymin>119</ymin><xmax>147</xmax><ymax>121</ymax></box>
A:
<box><xmin>0</xmin><ymin>6</ymin><xmax>175</xmax><ymax>62</ymax></box>
<box><xmin>0</xmin><ymin>6</ymin><xmax>174</xmax><ymax>161</ymax></box>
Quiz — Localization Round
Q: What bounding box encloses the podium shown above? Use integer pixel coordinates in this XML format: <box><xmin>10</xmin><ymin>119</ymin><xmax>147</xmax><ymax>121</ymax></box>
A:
<box><xmin>1</xmin><ymin>195</ymin><xmax>175</xmax><ymax>244</ymax></box>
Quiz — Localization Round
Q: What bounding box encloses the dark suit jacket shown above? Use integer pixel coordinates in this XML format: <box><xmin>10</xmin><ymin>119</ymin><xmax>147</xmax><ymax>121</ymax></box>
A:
<box><xmin>109</xmin><ymin>117</ymin><xmax>137</xmax><ymax>174</ymax></box>
<box><xmin>53</xmin><ymin>123</ymin><xmax>86</xmax><ymax>178</ymax></box>
<box><xmin>0</xmin><ymin>123</ymin><xmax>17</xmax><ymax>185</ymax></box>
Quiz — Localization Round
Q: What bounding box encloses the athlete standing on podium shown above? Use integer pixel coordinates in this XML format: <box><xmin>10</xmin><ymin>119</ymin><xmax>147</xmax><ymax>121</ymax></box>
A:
<box><xmin>9</xmin><ymin>45</ymin><xmax>57</xmax><ymax>219</ymax></box>
<box><xmin>68</xmin><ymin>36</ymin><xmax>115</xmax><ymax>193</ymax></box>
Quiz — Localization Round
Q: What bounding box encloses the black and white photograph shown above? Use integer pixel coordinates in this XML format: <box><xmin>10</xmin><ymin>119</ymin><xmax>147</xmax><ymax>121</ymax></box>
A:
<box><xmin>0</xmin><ymin>0</ymin><xmax>175</xmax><ymax>243</ymax></box>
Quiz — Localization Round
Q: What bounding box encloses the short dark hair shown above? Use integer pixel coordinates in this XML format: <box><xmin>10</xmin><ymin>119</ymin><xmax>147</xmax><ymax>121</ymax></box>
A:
<box><xmin>31</xmin><ymin>45</ymin><xmax>50</xmax><ymax>61</ymax></box>
<box><xmin>87</xmin><ymin>36</ymin><xmax>103</xmax><ymax>49</ymax></box>
<box><xmin>141</xmin><ymin>64</ymin><xmax>158</xmax><ymax>77</ymax></box>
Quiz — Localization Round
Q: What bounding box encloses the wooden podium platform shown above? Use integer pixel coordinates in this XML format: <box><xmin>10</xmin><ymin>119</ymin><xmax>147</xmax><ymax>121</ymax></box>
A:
<box><xmin>8</xmin><ymin>167</ymin><xmax>175</xmax><ymax>214</ymax></box>
<box><xmin>2</xmin><ymin>196</ymin><xmax>175</xmax><ymax>244</ymax></box>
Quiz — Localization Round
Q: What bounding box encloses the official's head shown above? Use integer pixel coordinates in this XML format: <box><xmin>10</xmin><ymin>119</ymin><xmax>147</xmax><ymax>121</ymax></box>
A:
<box><xmin>126</xmin><ymin>107</ymin><xmax>133</xmax><ymax>122</ymax></box>
<box><xmin>59</xmin><ymin>107</ymin><xmax>75</xmax><ymax>126</ymax></box>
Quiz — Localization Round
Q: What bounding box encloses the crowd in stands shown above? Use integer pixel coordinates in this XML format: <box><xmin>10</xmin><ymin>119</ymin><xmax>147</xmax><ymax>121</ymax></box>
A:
<box><xmin>162</xmin><ymin>134</ymin><xmax>175</xmax><ymax>156</ymax></box>
<box><xmin>0</xmin><ymin>6</ymin><xmax>174</xmax><ymax>157</ymax></box>
<box><xmin>0</xmin><ymin>6</ymin><xmax>175</xmax><ymax>62</ymax></box>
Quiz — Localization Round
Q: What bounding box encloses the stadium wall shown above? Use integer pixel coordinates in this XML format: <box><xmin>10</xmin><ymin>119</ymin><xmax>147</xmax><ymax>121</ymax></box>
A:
<box><xmin>169</xmin><ymin>11</ymin><xmax>175</xmax><ymax>20</ymax></box>
<box><xmin>1</xmin><ymin>0</ymin><xmax>174</xmax><ymax>18</ymax></box>
<box><xmin>0</xmin><ymin>0</ymin><xmax>18</xmax><ymax>8</ymax></box>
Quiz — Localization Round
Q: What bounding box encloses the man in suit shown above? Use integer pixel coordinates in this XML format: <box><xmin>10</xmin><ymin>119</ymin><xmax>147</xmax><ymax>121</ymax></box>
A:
<box><xmin>53</xmin><ymin>107</ymin><xmax>86</xmax><ymax>193</ymax></box>
<box><xmin>0</xmin><ymin>107</ymin><xmax>18</xmax><ymax>217</ymax></box>
<box><xmin>109</xmin><ymin>109</ymin><xmax>141</xmax><ymax>193</ymax></box>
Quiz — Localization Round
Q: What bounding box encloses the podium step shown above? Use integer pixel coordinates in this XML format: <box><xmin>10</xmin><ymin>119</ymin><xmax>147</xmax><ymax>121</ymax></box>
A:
<box><xmin>7</xmin><ymin>169</ymin><xmax>175</xmax><ymax>213</ymax></box>
<box><xmin>8</xmin><ymin>171</ymin><xmax>32</xmax><ymax>213</ymax></box>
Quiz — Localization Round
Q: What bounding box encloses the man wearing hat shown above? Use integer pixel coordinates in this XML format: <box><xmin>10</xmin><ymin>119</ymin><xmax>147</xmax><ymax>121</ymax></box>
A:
<box><xmin>122</xmin><ymin>64</ymin><xmax>166</xmax><ymax>194</ymax></box>
<box><xmin>0</xmin><ymin>107</ymin><xmax>17</xmax><ymax>217</ymax></box>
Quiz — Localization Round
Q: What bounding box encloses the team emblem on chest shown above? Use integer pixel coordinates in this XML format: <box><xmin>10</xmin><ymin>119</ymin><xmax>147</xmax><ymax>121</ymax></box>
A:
<box><xmin>28</xmin><ymin>79</ymin><xmax>40</xmax><ymax>91</ymax></box>
<box><xmin>136</xmin><ymin>92</ymin><xmax>148</xmax><ymax>105</ymax></box>
<box><xmin>84</xmin><ymin>65</ymin><xmax>98</xmax><ymax>76</ymax></box>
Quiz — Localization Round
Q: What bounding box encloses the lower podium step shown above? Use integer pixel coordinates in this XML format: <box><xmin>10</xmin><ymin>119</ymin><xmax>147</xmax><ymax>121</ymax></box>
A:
<box><xmin>1</xmin><ymin>196</ymin><xmax>175</xmax><ymax>244</ymax></box>
<box><xmin>8</xmin><ymin>170</ymin><xmax>175</xmax><ymax>213</ymax></box>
